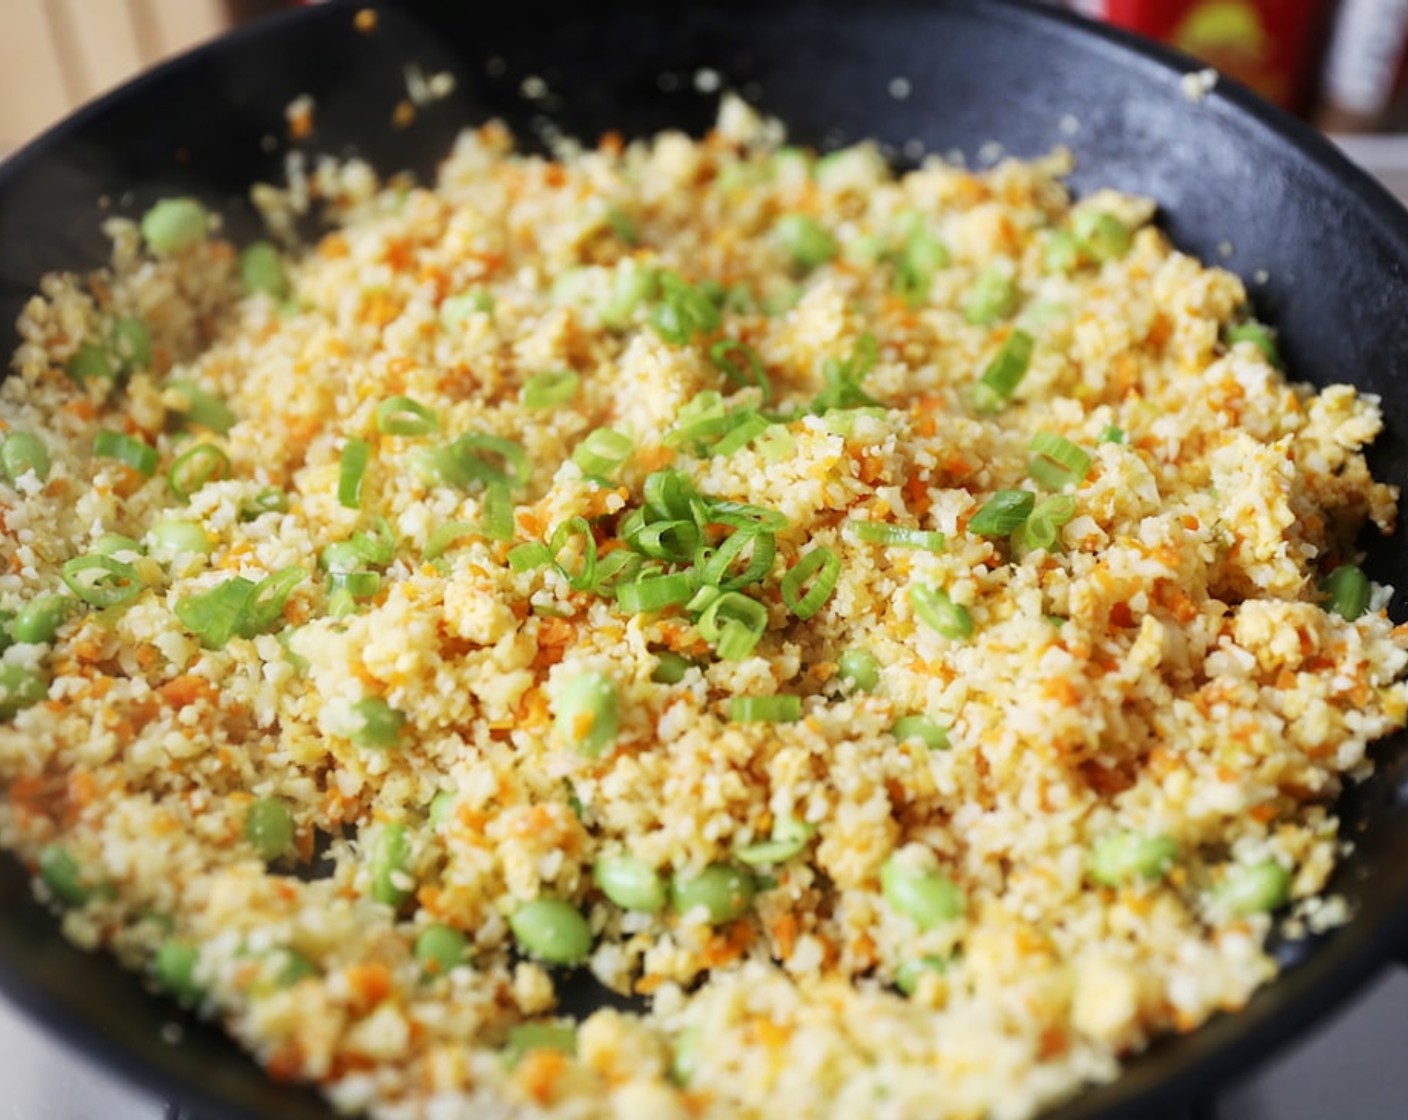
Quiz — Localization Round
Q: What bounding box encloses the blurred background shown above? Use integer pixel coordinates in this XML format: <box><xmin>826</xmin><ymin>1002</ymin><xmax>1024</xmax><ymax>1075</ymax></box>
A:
<box><xmin>1</xmin><ymin>1</ymin><xmax>1407</xmax><ymax>137</ymax></box>
<box><xmin>0</xmin><ymin>0</ymin><xmax>1406</xmax><ymax>196</ymax></box>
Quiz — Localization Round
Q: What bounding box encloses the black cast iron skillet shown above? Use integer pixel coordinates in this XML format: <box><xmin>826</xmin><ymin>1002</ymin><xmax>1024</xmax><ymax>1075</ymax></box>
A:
<box><xmin>2</xmin><ymin>2</ymin><xmax>1408</xmax><ymax>1117</ymax></box>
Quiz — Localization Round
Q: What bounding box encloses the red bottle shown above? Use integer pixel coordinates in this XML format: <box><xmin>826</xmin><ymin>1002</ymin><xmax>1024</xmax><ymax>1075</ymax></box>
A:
<box><xmin>1074</xmin><ymin>0</ymin><xmax>1333</xmax><ymax>115</ymax></box>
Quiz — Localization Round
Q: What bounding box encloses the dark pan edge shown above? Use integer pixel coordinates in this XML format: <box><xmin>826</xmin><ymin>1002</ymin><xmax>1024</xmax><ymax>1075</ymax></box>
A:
<box><xmin>0</xmin><ymin>2</ymin><xmax>1407</xmax><ymax>1119</ymax></box>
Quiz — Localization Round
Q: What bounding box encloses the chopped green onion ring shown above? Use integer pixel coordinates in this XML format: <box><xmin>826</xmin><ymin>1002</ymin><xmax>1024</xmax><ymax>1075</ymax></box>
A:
<box><xmin>61</xmin><ymin>554</ymin><xmax>142</xmax><ymax>608</ymax></box>
<box><xmin>844</xmin><ymin>519</ymin><xmax>945</xmax><ymax>551</ymax></box>
<box><xmin>338</xmin><ymin>437</ymin><xmax>372</xmax><ymax>510</ymax></box>
<box><xmin>168</xmin><ymin>443</ymin><xmax>230</xmax><ymax>500</ymax></box>
<box><xmin>779</xmin><ymin>546</ymin><xmax>840</xmax><ymax>621</ymax></box>
<box><xmin>94</xmin><ymin>430</ymin><xmax>158</xmax><ymax>477</ymax></box>
<box><xmin>374</xmin><ymin>396</ymin><xmax>439</xmax><ymax>436</ymax></box>
<box><xmin>730</xmin><ymin>694</ymin><xmax>802</xmax><ymax>723</ymax></box>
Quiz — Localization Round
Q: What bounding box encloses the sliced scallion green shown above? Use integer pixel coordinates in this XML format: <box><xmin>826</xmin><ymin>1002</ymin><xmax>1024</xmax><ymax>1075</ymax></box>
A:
<box><xmin>166</xmin><ymin>379</ymin><xmax>236</xmax><ymax>434</ymax></box>
<box><xmin>338</xmin><ymin>437</ymin><xmax>371</xmax><ymax>510</ymax></box>
<box><xmin>729</xmin><ymin>694</ymin><xmax>801</xmax><ymax>723</ymax></box>
<box><xmin>698</xmin><ymin>526</ymin><xmax>775</xmax><ymax>592</ymax></box>
<box><xmin>909</xmin><ymin>584</ymin><xmax>973</xmax><ymax>640</ymax></box>
<box><xmin>892</xmin><ymin>225</ymin><xmax>949</xmax><ymax>305</ymax></box>
<box><xmin>615</xmin><ymin>571</ymin><xmax>694</xmax><ymax>614</ymax></box>
<box><xmin>374</xmin><ymin>396</ymin><xmax>438</xmax><ymax>436</ymax></box>
<box><xmin>547</xmin><ymin>517</ymin><xmax>597</xmax><ymax>591</ymax></box>
<box><xmin>968</xmin><ymin>490</ymin><xmax>1035</xmax><ymax>537</ymax></box>
<box><xmin>424</xmin><ymin>520</ymin><xmax>476</xmax><ymax>561</ymax></box>
<box><xmin>241</xmin><ymin>487</ymin><xmax>288</xmax><ymax>520</ymax></box>
<box><xmin>969</xmin><ymin>329</ymin><xmax>1035</xmax><ymax>414</ymax></box>
<box><xmin>522</xmin><ymin>370</ymin><xmax>580</xmax><ymax>410</ymax></box>
<box><xmin>964</xmin><ymin>266</ymin><xmax>1018</xmax><ymax>325</ymax></box>
<box><xmin>698</xmin><ymin>591</ymin><xmax>769</xmax><ymax>661</ymax></box>
<box><xmin>780</xmin><ymin>546</ymin><xmax>839</xmax><ymax>620</ymax></box>
<box><xmin>60</xmin><ymin>554</ymin><xmax>142</xmax><ymax>608</ymax></box>
<box><xmin>1014</xmin><ymin>495</ymin><xmax>1077</xmax><ymax>552</ymax></box>
<box><xmin>94</xmin><ymin>430</ymin><xmax>157</xmax><ymax>477</ymax></box>
<box><xmin>168</xmin><ymin>443</ymin><xmax>230</xmax><ymax>499</ymax></box>
<box><xmin>571</xmin><ymin>428</ymin><xmax>633</xmax><ymax>477</ymax></box>
<box><xmin>650</xmin><ymin>271</ymin><xmax>721</xmax><ymax>345</ymax></box>
<box><xmin>1072</xmin><ymin>210</ymin><xmax>1132</xmax><ymax>262</ymax></box>
<box><xmin>1028</xmin><ymin>432</ymin><xmax>1092</xmax><ymax>489</ymax></box>
<box><xmin>328</xmin><ymin>571</ymin><xmax>381</xmax><ymax>599</ymax></box>
<box><xmin>844</xmin><ymin>519</ymin><xmax>944</xmax><ymax>551</ymax></box>
<box><xmin>709</xmin><ymin>340</ymin><xmax>771</xmax><ymax>403</ymax></box>
<box><xmin>110</xmin><ymin>317</ymin><xmax>152</xmax><ymax>371</ymax></box>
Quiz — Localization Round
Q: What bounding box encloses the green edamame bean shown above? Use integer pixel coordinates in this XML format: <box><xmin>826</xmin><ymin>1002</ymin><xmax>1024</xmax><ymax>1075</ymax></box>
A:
<box><xmin>149</xmin><ymin>519</ymin><xmax>213</xmax><ymax>555</ymax></box>
<box><xmin>0</xmin><ymin>663</ymin><xmax>47</xmax><ymax>719</ymax></box>
<box><xmin>592</xmin><ymin>854</ymin><xmax>666</xmax><ymax>914</ymax></box>
<box><xmin>669</xmin><ymin>863</ymin><xmax>755</xmax><ymax>924</ymax></box>
<box><xmin>1072</xmin><ymin>210</ymin><xmax>1133</xmax><ymax>262</ymax></box>
<box><xmin>670</xmin><ymin>1026</ymin><xmax>700</xmax><ymax>1085</ymax></box>
<box><xmin>895</xmin><ymin>955</ymin><xmax>950</xmax><ymax>996</ymax></box>
<box><xmin>415</xmin><ymin>923</ymin><xmax>469</xmax><ymax>976</ymax></box>
<box><xmin>2</xmin><ymin>431</ymin><xmax>50</xmax><ymax>485</ymax></box>
<box><xmin>774</xmin><ymin>213</ymin><xmax>837</xmax><ymax>270</ymax></box>
<box><xmin>11</xmin><ymin>596</ymin><xmax>72</xmax><ymax>644</ymax></box>
<box><xmin>880</xmin><ymin>855</ymin><xmax>963</xmax><ymax>930</ymax></box>
<box><xmin>240</xmin><ymin>241</ymin><xmax>289</xmax><ymax>299</ymax></box>
<box><xmin>837</xmin><ymin>648</ymin><xmax>880</xmax><ymax>693</ymax></box>
<box><xmin>370</xmin><ymin>822</ymin><xmax>414</xmax><ymax>907</ymax></box>
<box><xmin>154</xmin><ymin>940</ymin><xmax>202</xmax><ymax>1004</ymax></box>
<box><xmin>38</xmin><ymin>844</ymin><xmax>90</xmax><ymax>905</ymax></box>
<box><xmin>1088</xmin><ymin>832</ymin><xmax>1178</xmax><ymax>888</ymax></box>
<box><xmin>245</xmin><ymin>797</ymin><xmax>295</xmax><ymax>862</ymax></box>
<box><xmin>509</xmin><ymin>898</ymin><xmax>593</xmax><ymax>966</ymax></box>
<box><xmin>428</xmin><ymin>789</ymin><xmax>456</xmax><ymax>828</ymax></box>
<box><xmin>93</xmin><ymin>533</ymin><xmax>144</xmax><ymax>558</ymax></box>
<box><xmin>67</xmin><ymin>342</ymin><xmax>114</xmax><ymax>383</ymax></box>
<box><xmin>503</xmin><ymin>1023</ymin><xmax>576</xmax><ymax>1066</ymax></box>
<box><xmin>141</xmin><ymin>198</ymin><xmax>208</xmax><ymax>255</ymax></box>
<box><xmin>350</xmin><ymin>697</ymin><xmax>406</xmax><ymax>749</ymax></box>
<box><xmin>440</xmin><ymin>290</ymin><xmax>493</xmax><ymax>327</ymax></box>
<box><xmin>651</xmin><ymin>650</ymin><xmax>693</xmax><ymax>685</ymax></box>
<box><xmin>1217</xmin><ymin>859</ymin><xmax>1292</xmax><ymax>917</ymax></box>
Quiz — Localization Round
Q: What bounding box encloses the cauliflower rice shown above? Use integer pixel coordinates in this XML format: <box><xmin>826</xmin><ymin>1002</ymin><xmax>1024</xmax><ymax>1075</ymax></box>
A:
<box><xmin>0</xmin><ymin>97</ymin><xmax>1405</xmax><ymax>1120</ymax></box>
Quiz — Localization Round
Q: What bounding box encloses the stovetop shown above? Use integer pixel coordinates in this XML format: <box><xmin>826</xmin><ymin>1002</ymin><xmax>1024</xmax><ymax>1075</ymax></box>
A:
<box><xmin>3</xmin><ymin>965</ymin><xmax>1407</xmax><ymax>1119</ymax></box>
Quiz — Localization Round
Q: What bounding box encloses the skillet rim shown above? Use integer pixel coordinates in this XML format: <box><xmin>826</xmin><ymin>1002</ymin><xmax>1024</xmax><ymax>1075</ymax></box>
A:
<box><xmin>0</xmin><ymin>3</ymin><xmax>1407</xmax><ymax>1119</ymax></box>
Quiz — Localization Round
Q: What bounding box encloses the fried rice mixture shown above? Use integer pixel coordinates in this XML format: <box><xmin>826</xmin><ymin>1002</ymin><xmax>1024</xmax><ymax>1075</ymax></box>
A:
<box><xmin>0</xmin><ymin>96</ymin><xmax>1405</xmax><ymax>1119</ymax></box>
